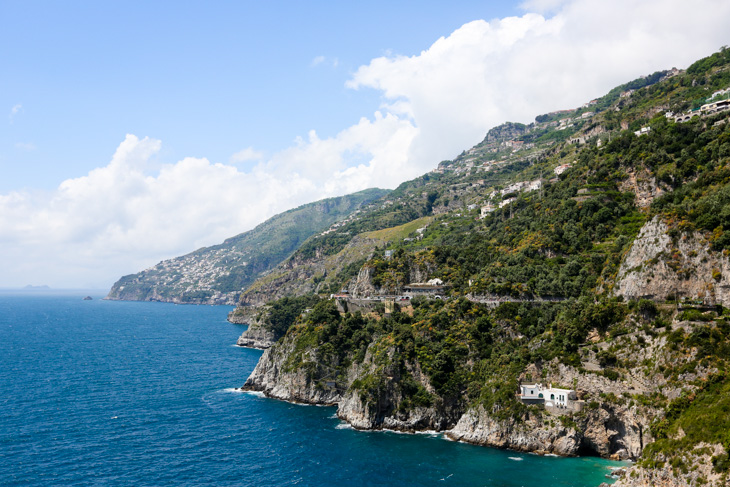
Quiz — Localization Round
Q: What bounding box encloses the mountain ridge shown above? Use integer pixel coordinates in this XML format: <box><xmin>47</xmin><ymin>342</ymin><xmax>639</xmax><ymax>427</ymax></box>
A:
<box><xmin>106</xmin><ymin>188</ymin><xmax>389</xmax><ymax>304</ymax></box>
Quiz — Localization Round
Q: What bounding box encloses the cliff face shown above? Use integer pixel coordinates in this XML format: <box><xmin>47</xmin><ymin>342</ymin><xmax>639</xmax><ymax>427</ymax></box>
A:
<box><xmin>236</xmin><ymin>321</ymin><xmax>277</xmax><ymax>349</ymax></box>
<box><xmin>612</xmin><ymin>443</ymin><xmax>726</xmax><ymax>487</ymax></box>
<box><xmin>446</xmin><ymin>407</ymin><xmax>582</xmax><ymax>456</ymax></box>
<box><xmin>242</xmin><ymin>332</ymin><xmax>342</xmax><ymax>405</ymax></box>
<box><xmin>242</xmin><ymin>325</ymin><xmax>654</xmax><ymax>460</ymax></box>
<box><xmin>447</xmin><ymin>401</ymin><xmax>649</xmax><ymax>459</ymax></box>
<box><xmin>244</xmin><ymin>336</ymin><xmax>460</xmax><ymax>431</ymax></box>
<box><xmin>618</xmin><ymin>168</ymin><xmax>666</xmax><ymax>209</ymax></box>
<box><xmin>613</xmin><ymin>216</ymin><xmax>730</xmax><ymax>306</ymax></box>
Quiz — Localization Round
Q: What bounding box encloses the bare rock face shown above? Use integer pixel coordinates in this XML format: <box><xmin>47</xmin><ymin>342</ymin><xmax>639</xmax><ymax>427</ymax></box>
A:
<box><xmin>236</xmin><ymin>323</ymin><xmax>276</xmax><ymax>349</ymax></box>
<box><xmin>336</xmin><ymin>347</ymin><xmax>455</xmax><ymax>432</ymax></box>
<box><xmin>619</xmin><ymin>169</ymin><xmax>665</xmax><ymax>209</ymax></box>
<box><xmin>581</xmin><ymin>405</ymin><xmax>648</xmax><ymax>459</ymax></box>
<box><xmin>350</xmin><ymin>266</ymin><xmax>378</xmax><ymax>297</ymax></box>
<box><xmin>446</xmin><ymin>406</ymin><xmax>581</xmax><ymax>456</ymax></box>
<box><xmin>613</xmin><ymin>216</ymin><xmax>730</xmax><ymax>306</ymax></box>
<box><xmin>445</xmin><ymin>402</ymin><xmax>647</xmax><ymax>460</ymax></box>
<box><xmin>229</xmin><ymin>305</ymin><xmax>277</xmax><ymax>349</ymax></box>
<box><xmin>612</xmin><ymin>443</ymin><xmax>727</xmax><ymax>487</ymax></box>
<box><xmin>242</xmin><ymin>336</ymin><xmax>341</xmax><ymax>405</ymax></box>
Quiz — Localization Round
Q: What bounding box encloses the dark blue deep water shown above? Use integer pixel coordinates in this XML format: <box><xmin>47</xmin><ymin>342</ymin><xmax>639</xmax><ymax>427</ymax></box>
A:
<box><xmin>0</xmin><ymin>293</ymin><xmax>622</xmax><ymax>486</ymax></box>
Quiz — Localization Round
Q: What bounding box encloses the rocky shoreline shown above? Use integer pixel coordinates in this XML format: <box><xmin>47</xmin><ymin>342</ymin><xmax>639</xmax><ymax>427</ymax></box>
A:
<box><xmin>240</xmin><ymin>330</ymin><xmax>649</xmax><ymax>462</ymax></box>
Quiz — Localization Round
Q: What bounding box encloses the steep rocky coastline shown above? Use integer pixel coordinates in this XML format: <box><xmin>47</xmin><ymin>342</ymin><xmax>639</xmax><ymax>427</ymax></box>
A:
<box><xmin>228</xmin><ymin>306</ymin><xmax>277</xmax><ymax>349</ymax></box>
<box><xmin>242</xmin><ymin>327</ymin><xmax>653</xmax><ymax>460</ymax></box>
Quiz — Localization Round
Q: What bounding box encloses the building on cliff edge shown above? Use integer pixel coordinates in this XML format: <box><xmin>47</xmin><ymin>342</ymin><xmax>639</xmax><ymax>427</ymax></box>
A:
<box><xmin>518</xmin><ymin>383</ymin><xmax>582</xmax><ymax>411</ymax></box>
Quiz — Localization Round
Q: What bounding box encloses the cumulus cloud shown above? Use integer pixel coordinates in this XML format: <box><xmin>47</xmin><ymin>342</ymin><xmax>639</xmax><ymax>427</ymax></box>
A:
<box><xmin>2</xmin><ymin>0</ymin><xmax>730</xmax><ymax>288</ymax></box>
<box><xmin>348</xmin><ymin>0</ymin><xmax>730</xmax><ymax>173</ymax></box>
<box><xmin>230</xmin><ymin>147</ymin><xmax>264</xmax><ymax>163</ymax></box>
<box><xmin>0</xmin><ymin>122</ymin><xmax>417</xmax><ymax>287</ymax></box>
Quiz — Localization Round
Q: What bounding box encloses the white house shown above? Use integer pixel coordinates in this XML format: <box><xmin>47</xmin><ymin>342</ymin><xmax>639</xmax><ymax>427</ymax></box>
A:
<box><xmin>519</xmin><ymin>383</ymin><xmax>577</xmax><ymax>409</ymax></box>
<box><xmin>480</xmin><ymin>204</ymin><xmax>495</xmax><ymax>218</ymax></box>
<box><xmin>499</xmin><ymin>197</ymin><xmax>516</xmax><ymax>209</ymax></box>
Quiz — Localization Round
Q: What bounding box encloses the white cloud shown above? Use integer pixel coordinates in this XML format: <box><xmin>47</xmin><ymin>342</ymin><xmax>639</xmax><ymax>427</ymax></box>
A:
<box><xmin>348</xmin><ymin>0</ymin><xmax>730</xmax><ymax>173</ymax></box>
<box><xmin>230</xmin><ymin>147</ymin><xmax>264</xmax><ymax>163</ymax></box>
<box><xmin>2</xmin><ymin>0</ymin><xmax>730</xmax><ymax>288</ymax></box>
<box><xmin>311</xmin><ymin>55</ymin><xmax>339</xmax><ymax>68</ymax></box>
<box><xmin>9</xmin><ymin>104</ymin><xmax>22</xmax><ymax>123</ymax></box>
<box><xmin>0</xmin><ymin>124</ymin><xmax>417</xmax><ymax>287</ymax></box>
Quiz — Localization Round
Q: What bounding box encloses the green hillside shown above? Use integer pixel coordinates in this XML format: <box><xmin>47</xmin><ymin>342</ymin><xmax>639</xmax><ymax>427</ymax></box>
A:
<box><xmin>106</xmin><ymin>188</ymin><xmax>389</xmax><ymax>304</ymax></box>
<box><xmin>239</xmin><ymin>48</ymin><xmax>730</xmax><ymax>486</ymax></box>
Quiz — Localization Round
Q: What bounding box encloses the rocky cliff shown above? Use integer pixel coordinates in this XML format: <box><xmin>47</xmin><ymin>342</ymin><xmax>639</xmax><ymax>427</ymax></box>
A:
<box><xmin>237</xmin><ymin>49</ymin><xmax>730</xmax><ymax>487</ymax></box>
<box><xmin>612</xmin><ymin>444</ymin><xmax>727</xmax><ymax>487</ymax></box>
<box><xmin>242</xmin><ymin>329</ymin><xmax>342</xmax><ymax>405</ymax></box>
<box><xmin>231</xmin><ymin>307</ymin><xmax>278</xmax><ymax>349</ymax></box>
<box><xmin>613</xmin><ymin>216</ymin><xmax>730</xmax><ymax>306</ymax></box>
<box><xmin>242</xmin><ymin>312</ymin><xmax>665</xmax><ymax>461</ymax></box>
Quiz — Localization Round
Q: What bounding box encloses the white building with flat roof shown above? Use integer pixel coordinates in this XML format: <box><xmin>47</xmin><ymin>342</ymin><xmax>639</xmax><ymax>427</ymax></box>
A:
<box><xmin>519</xmin><ymin>383</ymin><xmax>577</xmax><ymax>408</ymax></box>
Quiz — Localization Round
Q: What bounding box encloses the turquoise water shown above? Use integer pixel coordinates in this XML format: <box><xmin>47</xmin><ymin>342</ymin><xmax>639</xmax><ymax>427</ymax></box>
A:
<box><xmin>0</xmin><ymin>292</ymin><xmax>622</xmax><ymax>486</ymax></box>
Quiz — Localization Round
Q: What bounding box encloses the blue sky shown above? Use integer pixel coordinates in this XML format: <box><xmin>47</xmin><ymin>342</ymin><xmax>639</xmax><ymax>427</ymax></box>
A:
<box><xmin>1</xmin><ymin>1</ymin><xmax>520</xmax><ymax>191</ymax></box>
<box><xmin>1</xmin><ymin>0</ymin><xmax>729</xmax><ymax>288</ymax></box>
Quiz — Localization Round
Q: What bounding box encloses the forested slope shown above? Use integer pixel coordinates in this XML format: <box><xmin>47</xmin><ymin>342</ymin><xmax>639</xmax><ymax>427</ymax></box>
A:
<box><xmin>238</xmin><ymin>48</ymin><xmax>730</xmax><ymax>486</ymax></box>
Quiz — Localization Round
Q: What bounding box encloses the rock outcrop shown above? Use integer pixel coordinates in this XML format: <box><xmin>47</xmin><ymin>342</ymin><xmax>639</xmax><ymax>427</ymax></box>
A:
<box><xmin>243</xmin><ymin>334</ymin><xmax>459</xmax><ymax>431</ymax></box>
<box><xmin>612</xmin><ymin>443</ymin><xmax>726</xmax><ymax>487</ymax></box>
<box><xmin>242</xmin><ymin>328</ymin><xmax>653</xmax><ymax>460</ymax></box>
<box><xmin>446</xmin><ymin>406</ymin><xmax>581</xmax><ymax>456</ymax></box>
<box><xmin>236</xmin><ymin>323</ymin><xmax>277</xmax><ymax>349</ymax></box>
<box><xmin>619</xmin><ymin>168</ymin><xmax>666</xmax><ymax>209</ymax></box>
<box><xmin>613</xmin><ymin>216</ymin><xmax>730</xmax><ymax>306</ymax></box>
<box><xmin>242</xmin><ymin>334</ymin><xmax>342</xmax><ymax>405</ymax></box>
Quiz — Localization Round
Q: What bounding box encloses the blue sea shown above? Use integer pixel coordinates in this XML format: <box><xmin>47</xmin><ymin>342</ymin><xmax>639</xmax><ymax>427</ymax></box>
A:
<box><xmin>0</xmin><ymin>292</ymin><xmax>623</xmax><ymax>486</ymax></box>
